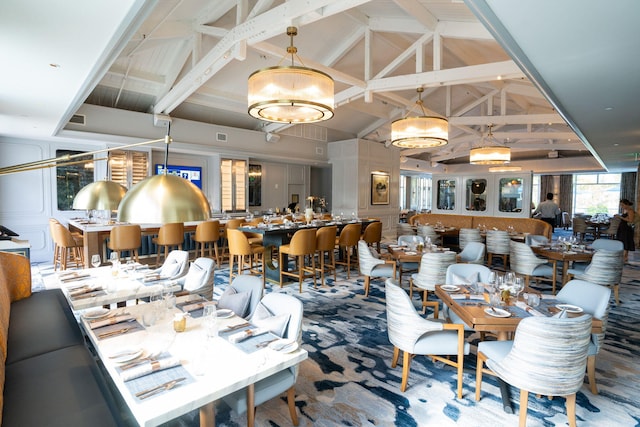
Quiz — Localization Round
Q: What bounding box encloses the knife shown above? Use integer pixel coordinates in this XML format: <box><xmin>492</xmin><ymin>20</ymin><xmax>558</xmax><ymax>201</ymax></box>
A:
<box><xmin>135</xmin><ymin>377</ymin><xmax>186</xmax><ymax>399</ymax></box>
<box><xmin>220</xmin><ymin>322</ymin><xmax>250</xmax><ymax>333</ymax></box>
<box><xmin>98</xmin><ymin>327</ymin><xmax>131</xmax><ymax>339</ymax></box>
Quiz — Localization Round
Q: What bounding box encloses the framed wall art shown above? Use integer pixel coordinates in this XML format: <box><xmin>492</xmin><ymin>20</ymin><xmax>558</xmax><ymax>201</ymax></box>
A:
<box><xmin>371</xmin><ymin>173</ymin><xmax>390</xmax><ymax>205</ymax></box>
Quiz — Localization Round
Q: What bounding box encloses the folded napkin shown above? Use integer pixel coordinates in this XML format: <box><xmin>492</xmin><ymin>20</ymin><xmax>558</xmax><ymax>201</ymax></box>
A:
<box><xmin>59</xmin><ymin>272</ymin><xmax>91</xmax><ymax>282</ymax></box>
<box><xmin>450</xmin><ymin>294</ymin><xmax>468</xmax><ymax>300</ymax></box>
<box><xmin>121</xmin><ymin>357</ymin><xmax>181</xmax><ymax>382</ymax></box>
<box><xmin>89</xmin><ymin>314</ymin><xmax>136</xmax><ymax>330</ymax></box>
<box><xmin>180</xmin><ymin>300</ymin><xmax>214</xmax><ymax>313</ymax></box>
<box><xmin>515</xmin><ymin>301</ymin><xmax>544</xmax><ymax>317</ymax></box>
<box><xmin>69</xmin><ymin>285</ymin><xmax>102</xmax><ymax>297</ymax></box>
<box><xmin>228</xmin><ymin>328</ymin><xmax>267</xmax><ymax>343</ymax></box>
<box><xmin>142</xmin><ymin>274</ymin><xmax>162</xmax><ymax>283</ymax></box>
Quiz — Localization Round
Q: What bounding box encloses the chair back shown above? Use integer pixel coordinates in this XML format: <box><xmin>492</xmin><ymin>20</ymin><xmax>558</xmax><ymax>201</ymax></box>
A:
<box><xmin>486</xmin><ymin>230</ymin><xmax>510</xmax><ymax>255</ymax></box>
<box><xmin>229</xmin><ymin>275</ymin><xmax>264</xmax><ymax>319</ymax></box>
<box><xmin>578</xmin><ymin>249</ymin><xmax>623</xmax><ymax>286</ymax></box>
<box><xmin>417</xmin><ymin>225</ymin><xmax>440</xmax><ymax>244</ymax></box>
<box><xmin>397</xmin><ymin>235</ymin><xmax>424</xmax><ymax>247</ymax></box>
<box><xmin>458</xmin><ymin>228</ymin><xmax>482</xmax><ymax>250</ymax></box>
<box><xmin>108</xmin><ymin>224</ymin><xmax>142</xmax><ymax>251</ymax></box>
<box><xmin>316</xmin><ymin>226</ymin><xmax>337</xmax><ymax>251</ymax></box>
<box><xmin>557</xmin><ymin>279</ymin><xmax>611</xmax><ymax>352</ymax></box>
<box><xmin>52</xmin><ymin>222</ymin><xmax>77</xmax><ymax>248</ymax></box>
<box><xmin>338</xmin><ymin>223</ymin><xmax>361</xmax><ymax>246</ymax></box>
<box><xmin>562</xmin><ymin>211</ymin><xmax>571</xmax><ymax>228</ymax></box>
<box><xmin>361</xmin><ymin>221</ymin><xmax>382</xmax><ymax>245</ymax></box>
<box><xmin>158</xmin><ymin>250</ymin><xmax>189</xmax><ymax>278</ymax></box>
<box><xmin>195</xmin><ymin>220</ymin><xmax>220</xmax><ymax>242</ymax></box>
<box><xmin>509</xmin><ymin>240</ymin><xmax>547</xmax><ymax>276</ymax></box>
<box><xmin>225</xmin><ymin>218</ymin><xmax>244</xmax><ymax>230</ymax></box>
<box><xmin>288</xmin><ymin>228</ymin><xmax>316</xmax><ymax>255</ymax></box>
<box><xmin>182</xmin><ymin>257</ymin><xmax>215</xmax><ymax>299</ymax></box>
<box><xmin>524</xmin><ymin>234</ymin><xmax>549</xmax><ymax>246</ymax></box>
<box><xmin>572</xmin><ymin>216</ymin><xmax>587</xmax><ymax>233</ymax></box>
<box><xmin>0</xmin><ymin>251</ymin><xmax>32</xmax><ymax>302</ymax></box>
<box><xmin>591</xmin><ymin>238</ymin><xmax>623</xmax><ymax>251</ymax></box>
<box><xmin>259</xmin><ymin>292</ymin><xmax>303</xmax><ymax>344</ymax></box>
<box><xmin>358</xmin><ymin>240</ymin><xmax>385</xmax><ymax>275</ymax></box>
<box><xmin>486</xmin><ymin>314</ymin><xmax>593</xmax><ymax>396</ymax></box>
<box><xmin>446</xmin><ymin>264</ymin><xmax>491</xmax><ymax>285</ymax></box>
<box><xmin>396</xmin><ymin>222</ymin><xmax>415</xmax><ymax>237</ymax></box>
<box><xmin>600</xmin><ymin>216</ymin><xmax>621</xmax><ymax>237</ymax></box>
<box><xmin>157</xmin><ymin>222</ymin><xmax>184</xmax><ymax>246</ymax></box>
<box><xmin>227</xmin><ymin>229</ymin><xmax>252</xmax><ymax>256</ymax></box>
<box><xmin>385</xmin><ymin>279</ymin><xmax>443</xmax><ymax>351</ymax></box>
<box><xmin>413</xmin><ymin>251</ymin><xmax>456</xmax><ymax>288</ymax></box>
<box><xmin>457</xmin><ymin>242</ymin><xmax>485</xmax><ymax>264</ymax></box>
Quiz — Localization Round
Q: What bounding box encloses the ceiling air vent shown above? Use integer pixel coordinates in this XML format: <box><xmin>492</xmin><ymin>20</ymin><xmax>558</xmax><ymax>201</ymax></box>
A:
<box><xmin>69</xmin><ymin>114</ymin><xmax>85</xmax><ymax>125</ymax></box>
<box><xmin>216</xmin><ymin>132</ymin><xmax>227</xmax><ymax>142</ymax></box>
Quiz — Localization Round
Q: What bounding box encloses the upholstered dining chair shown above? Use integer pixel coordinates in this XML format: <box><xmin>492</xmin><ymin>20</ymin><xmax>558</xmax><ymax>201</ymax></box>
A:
<box><xmin>396</xmin><ymin>222</ymin><xmax>415</xmax><ymax>238</ymax></box>
<box><xmin>218</xmin><ymin>274</ymin><xmax>264</xmax><ymax>319</ymax></box>
<box><xmin>569</xmin><ymin>239</ymin><xmax>623</xmax><ymax>273</ymax></box>
<box><xmin>221</xmin><ymin>218</ymin><xmax>245</xmax><ymax>261</ymax></box>
<box><xmin>568</xmin><ymin>249</ymin><xmax>623</xmax><ymax>304</ymax></box>
<box><xmin>509</xmin><ymin>241</ymin><xmax>557</xmax><ymax>293</ymax></box>
<box><xmin>223</xmin><ymin>292</ymin><xmax>303</xmax><ymax>425</ymax></box>
<box><xmin>193</xmin><ymin>220</ymin><xmax>221</xmax><ymax>265</ymax></box>
<box><xmin>315</xmin><ymin>225</ymin><xmax>337</xmax><ymax>287</ymax></box>
<box><xmin>358</xmin><ymin>240</ymin><xmax>396</xmax><ymax>296</ymax></box>
<box><xmin>486</xmin><ymin>230</ymin><xmax>510</xmax><ymax>268</ymax></box>
<box><xmin>361</xmin><ymin>221</ymin><xmax>382</xmax><ymax>252</ymax></box>
<box><xmin>458</xmin><ymin>228</ymin><xmax>482</xmax><ymax>251</ymax></box>
<box><xmin>177</xmin><ymin>257</ymin><xmax>215</xmax><ymax>300</ymax></box>
<box><xmin>599</xmin><ymin>216</ymin><xmax>621</xmax><ymax>239</ymax></box>
<box><xmin>397</xmin><ymin>234</ymin><xmax>424</xmax><ymax>283</ymax></box>
<box><xmin>335</xmin><ymin>223</ymin><xmax>361</xmax><ymax>279</ymax></box>
<box><xmin>152</xmin><ymin>222</ymin><xmax>184</xmax><ymax>266</ymax></box>
<box><xmin>557</xmin><ymin>279</ymin><xmax>611</xmax><ymax>394</ymax></box>
<box><xmin>153</xmin><ymin>249</ymin><xmax>189</xmax><ymax>279</ymax></box>
<box><xmin>409</xmin><ymin>251</ymin><xmax>457</xmax><ymax>316</ymax></box>
<box><xmin>443</xmin><ymin>263</ymin><xmax>492</xmax><ymax>330</ymax></box>
<box><xmin>107</xmin><ymin>224</ymin><xmax>141</xmax><ymax>263</ymax></box>
<box><xmin>524</xmin><ymin>234</ymin><xmax>549</xmax><ymax>247</ymax></box>
<box><xmin>51</xmin><ymin>221</ymin><xmax>84</xmax><ymax>271</ymax></box>
<box><xmin>475</xmin><ymin>314</ymin><xmax>593</xmax><ymax>427</ymax></box>
<box><xmin>279</xmin><ymin>228</ymin><xmax>316</xmax><ymax>292</ymax></box>
<box><xmin>456</xmin><ymin>241</ymin><xmax>485</xmax><ymax>264</ymax></box>
<box><xmin>227</xmin><ymin>229</ymin><xmax>265</xmax><ymax>287</ymax></box>
<box><xmin>572</xmin><ymin>216</ymin><xmax>596</xmax><ymax>242</ymax></box>
<box><xmin>416</xmin><ymin>225</ymin><xmax>441</xmax><ymax>246</ymax></box>
<box><xmin>385</xmin><ymin>279</ymin><xmax>469</xmax><ymax>397</ymax></box>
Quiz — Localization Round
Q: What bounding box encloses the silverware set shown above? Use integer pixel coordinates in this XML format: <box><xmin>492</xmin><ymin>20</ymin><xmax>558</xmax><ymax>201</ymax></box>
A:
<box><xmin>220</xmin><ymin>322</ymin><xmax>250</xmax><ymax>333</ymax></box>
<box><xmin>135</xmin><ymin>377</ymin><xmax>186</xmax><ymax>400</ymax></box>
<box><xmin>256</xmin><ymin>338</ymin><xmax>279</xmax><ymax>349</ymax></box>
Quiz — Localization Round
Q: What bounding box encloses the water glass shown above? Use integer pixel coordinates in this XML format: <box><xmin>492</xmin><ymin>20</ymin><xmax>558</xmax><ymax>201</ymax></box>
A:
<box><xmin>203</xmin><ymin>305</ymin><xmax>218</xmax><ymax>339</ymax></box>
<box><xmin>489</xmin><ymin>290</ymin><xmax>502</xmax><ymax>307</ymax></box>
<box><xmin>91</xmin><ymin>254</ymin><xmax>101</xmax><ymax>269</ymax></box>
<box><xmin>142</xmin><ymin>304</ymin><xmax>157</xmax><ymax>327</ymax></box>
<box><xmin>526</xmin><ymin>293</ymin><xmax>541</xmax><ymax>307</ymax></box>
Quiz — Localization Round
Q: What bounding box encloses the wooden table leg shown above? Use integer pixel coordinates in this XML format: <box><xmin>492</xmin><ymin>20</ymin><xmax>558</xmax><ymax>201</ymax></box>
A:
<box><xmin>199</xmin><ymin>401</ymin><xmax>215</xmax><ymax>427</ymax></box>
<box><xmin>247</xmin><ymin>383</ymin><xmax>255</xmax><ymax>427</ymax></box>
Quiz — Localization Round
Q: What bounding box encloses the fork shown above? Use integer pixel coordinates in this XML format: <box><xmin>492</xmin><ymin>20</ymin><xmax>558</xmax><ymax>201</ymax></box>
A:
<box><xmin>98</xmin><ymin>327</ymin><xmax>131</xmax><ymax>339</ymax></box>
<box><xmin>256</xmin><ymin>338</ymin><xmax>279</xmax><ymax>349</ymax></box>
<box><xmin>120</xmin><ymin>351</ymin><xmax>160</xmax><ymax>370</ymax></box>
<box><xmin>136</xmin><ymin>377</ymin><xmax>186</xmax><ymax>399</ymax></box>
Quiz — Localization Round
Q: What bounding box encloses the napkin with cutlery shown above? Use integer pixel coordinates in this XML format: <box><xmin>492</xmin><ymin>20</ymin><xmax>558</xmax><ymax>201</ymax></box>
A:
<box><xmin>68</xmin><ymin>285</ymin><xmax>103</xmax><ymax>297</ymax></box>
<box><xmin>515</xmin><ymin>301</ymin><xmax>544</xmax><ymax>317</ymax></box>
<box><xmin>120</xmin><ymin>356</ymin><xmax>182</xmax><ymax>382</ymax></box>
<box><xmin>228</xmin><ymin>327</ymin><xmax>268</xmax><ymax>343</ymax></box>
<box><xmin>89</xmin><ymin>314</ymin><xmax>136</xmax><ymax>329</ymax></box>
<box><xmin>59</xmin><ymin>272</ymin><xmax>91</xmax><ymax>282</ymax></box>
<box><xmin>179</xmin><ymin>300</ymin><xmax>214</xmax><ymax>313</ymax></box>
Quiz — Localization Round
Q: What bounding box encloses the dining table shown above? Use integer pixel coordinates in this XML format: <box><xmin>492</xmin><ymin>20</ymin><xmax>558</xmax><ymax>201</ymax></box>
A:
<box><xmin>43</xmin><ymin>264</ymin><xmax>182</xmax><ymax>311</ymax></box>
<box><xmin>80</xmin><ymin>295</ymin><xmax>308</xmax><ymax>427</ymax></box>
<box><xmin>531</xmin><ymin>245</ymin><xmax>594</xmax><ymax>288</ymax></box>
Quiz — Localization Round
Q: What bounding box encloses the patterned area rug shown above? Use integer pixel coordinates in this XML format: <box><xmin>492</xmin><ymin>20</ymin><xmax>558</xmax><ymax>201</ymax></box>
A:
<box><xmin>32</xmin><ymin>254</ymin><xmax>640</xmax><ymax>427</ymax></box>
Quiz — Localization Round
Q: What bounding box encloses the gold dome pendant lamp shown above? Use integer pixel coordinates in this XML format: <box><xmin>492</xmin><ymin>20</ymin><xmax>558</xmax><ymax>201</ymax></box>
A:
<box><xmin>391</xmin><ymin>88</ymin><xmax>449</xmax><ymax>148</ymax></box>
<box><xmin>117</xmin><ymin>126</ymin><xmax>211</xmax><ymax>224</ymax></box>
<box><xmin>72</xmin><ymin>179</ymin><xmax>127</xmax><ymax>211</ymax></box>
<box><xmin>248</xmin><ymin>26</ymin><xmax>334</xmax><ymax>124</ymax></box>
<box><xmin>469</xmin><ymin>124</ymin><xmax>511</xmax><ymax>165</ymax></box>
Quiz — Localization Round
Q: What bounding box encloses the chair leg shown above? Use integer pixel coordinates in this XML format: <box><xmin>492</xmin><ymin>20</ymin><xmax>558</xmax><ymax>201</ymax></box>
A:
<box><xmin>279</xmin><ymin>251</ymin><xmax>285</xmax><ymax>288</ymax></box>
<box><xmin>400</xmin><ymin>351</ymin><xmax>412</xmax><ymax>392</ymax></box>
<box><xmin>286</xmin><ymin>386</ymin><xmax>299</xmax><ymax>426</ymax></box>
<box><xmin>566</xmin><ymin>393</ymin><xmax>577</xmax><ymax>427</ymax></box>
<box><xmin>614</xmin><ymin>283</ymin><xmax>620</xmax><ymax>305</ymax></box>
<box><xmin>298</xmin><ymin>255</ymin><xmax>304</xmax><ymax>293</ymax></box>
<box><xmin>475</xmin><ymin>351</ymin><xmax>487</xmax><ymax>401</ymax></box>
<box><xmin>518</xmin><ymin>389</ymin><xmax>529</xmax><ymax>427</ymax></box>
<box><xmin>391</xmin><ymin>347</ymin><xmax>400</xmax><ymax>368</ymax></box>
<box><xmin>364</xmin><ymin>276</ymin><xmax>371</xmax><ymax>296</ymax></box>
<box><xmin>587</xmin><ymin>355</ymin><xmax>598</xmax><ymax>394</ymax></box>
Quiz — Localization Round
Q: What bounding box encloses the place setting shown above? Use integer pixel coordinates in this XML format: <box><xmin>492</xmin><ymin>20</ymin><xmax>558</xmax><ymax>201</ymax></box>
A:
<box><xmin>84</xmin><ymin>309</ymin><xmax>145</xmax><ymax>340</ymax></box>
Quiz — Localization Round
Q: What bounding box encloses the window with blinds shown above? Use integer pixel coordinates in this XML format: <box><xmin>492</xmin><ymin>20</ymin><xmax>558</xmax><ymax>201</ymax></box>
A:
<box><xmin>221</xmin><ymin>159</ymin><xmax>247</xmax><ymax>212</ymax></box>
<box><xmin>108</xmin><ymin>150</ymin><xmax>149</xmax><ymax>189</ymax></box>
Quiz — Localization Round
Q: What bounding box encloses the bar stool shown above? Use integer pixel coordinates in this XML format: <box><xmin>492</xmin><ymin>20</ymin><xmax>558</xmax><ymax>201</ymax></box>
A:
<box><xmin>51</xmin><ymin>222</ymin><xmax>84</xmax><ymax>270</ymax></box>
<box><xmin>227</xmin><ymin>228</ymin><xmax>265</xmax><ymax>287</ymax></box>
<box><xmin>315</xmin><ymin>225</ymin><xmax>337</xmax><ymax>287</ymax></box>
<box><xmin>221</xmin><ymin>218</ymin><xmax>244</xmax><ymax>262</ymax></box>
<box><xmin>335</xmin><ymin>223</ymin><xmax>361</xmax><ymax>279</ymax></box>
<box><xmin>279</xmin><ymin>228</ymin><xmax>317</xmax><ymax>292</ymax></box>
<box><xmin>194</xmin><ymin>220</ymin><xmax>221</xmax><ymax>265</ymax></box>
<box><xmin>108</xmin><ymin>224</ymin><xmax>141</xmax><ymax>263</ymax></box>
<box><xmin>152</xmin><ymin>222</ymin><xmax>184</xmax><ymax>266</ymax></box>
<box><xmin>361</xmin><ymin>221</ymin><xmax>382</xmax><ymax>252</ymax></box>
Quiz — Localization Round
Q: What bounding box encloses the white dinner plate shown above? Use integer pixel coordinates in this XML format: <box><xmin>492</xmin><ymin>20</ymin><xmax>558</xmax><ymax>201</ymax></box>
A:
<box><xmin>388</xmin><ymin>244</ymin><xmax>400</xmax><ymax>248</ymax></box>
<box><xmin>484</xmin><ymin>307</ymin><xmax>511</xmax><ymax>318</ymax></box>
<box><xmin>216</xmin><ymin>309</ymin><xmax>234</xmax><ymax>319</ymax></box>
<box><xmin>83</xmin><ymin>308</ymin><xmax>110</xmax><ymax>320</ymax></box>
<box><xmin>109</xmin><ymin>348</ymin><xmax>143</xmax><ymax>364</ymax></box>
<box><xmin>441</xmin><ymin>285</ymin><xmax>460</xmax><ymax>292</ymax></box>
<box><xmin>405</xmin><ymin>251</ymin><xmax>417</xmax><ymax>255</ymax></box>
<box><xmin>268</xmin><ymin>338</ymin><xmax>298</xmax><ymax>353</ymax></box>
<box><xmin>555</xmin><ymin>304</ymin><xmax>583</xmax><ymax>313</ymax></box>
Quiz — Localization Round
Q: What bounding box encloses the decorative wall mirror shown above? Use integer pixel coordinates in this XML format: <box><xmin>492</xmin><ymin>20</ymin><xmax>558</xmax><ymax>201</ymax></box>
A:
<box><xmin>437</xmin><ymin>179</ymin><xmax>456</xmax><ymax>210</ymax></box>
<box><xmin>498</xmin><ymin>177</ymin><xmax>523</xmax><ymax>212</ymax></box>
<box><xmin>466</xmin><ymin>178</ymin><xmax>487</xmax><ymax>211</ymax></box>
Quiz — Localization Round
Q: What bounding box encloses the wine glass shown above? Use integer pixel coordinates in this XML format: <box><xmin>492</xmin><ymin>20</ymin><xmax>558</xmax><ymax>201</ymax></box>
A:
<box><xmin>505</xmin><ymin>271</ymin><xmax>516</xmax><ymax>287</ymax></box>
<box><xmin>109</xmin><ymin>252</ymin><xmax>119</xmax><ymax>265</ymax></box>
<box><xmin>513</xmin><ymin>276</ymin><xmax>525</xmax><ymax>300</ymax></box>
<box><xmin>90</xmin><ymin>254</ymin><xmax>101</xmax><ymax>269</ymax></box>
<box><xmin>487</xmin><ymin>271</ymin><xmax>497</xmax><ymax>291</ymax></box>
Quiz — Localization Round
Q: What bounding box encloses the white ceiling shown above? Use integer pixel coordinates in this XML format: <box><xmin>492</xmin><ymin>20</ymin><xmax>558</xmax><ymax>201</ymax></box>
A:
<box><xmin>2</xmin><ymin>0</ymin><xmax>639</xmax><ymax>172</ymax></box>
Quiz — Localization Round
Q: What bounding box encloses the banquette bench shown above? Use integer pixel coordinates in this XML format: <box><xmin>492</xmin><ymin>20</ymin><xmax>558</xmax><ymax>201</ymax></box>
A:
<box><xmin>408</xmin><ymin>213</ymin><xmax>553</xmax><ymax>239</ymax></box>
<box><xmin>0</xmin><ymin>251</ymin><xmax>126</xmax><ymax>426</ymax></box>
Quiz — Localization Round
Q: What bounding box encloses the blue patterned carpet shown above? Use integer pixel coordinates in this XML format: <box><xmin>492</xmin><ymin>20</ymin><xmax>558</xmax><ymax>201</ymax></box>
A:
<box><xmin>32</xmin><ymin>251</ymin><xmax>640</xmax><ymax>427</ymax></box>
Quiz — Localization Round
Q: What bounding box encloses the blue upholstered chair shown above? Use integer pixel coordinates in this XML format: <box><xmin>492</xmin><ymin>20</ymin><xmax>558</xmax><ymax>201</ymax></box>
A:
<box><xmin>590</xmin><ymin>238</ymin><xmax>623</xmax><ymax>251</ymax></box>
<box><xmin>358</xmin><ymin>240</ymin><xmax>396</xmax><ymax>297</ymax></box>
<box><xmin>219</xmin><ymin>274</ymin><xmax>264</xmax><ymax>319</ymax></box>
<box><xmin>557</xmin><ymin>279</ymin><xmax>611</xmax><ymax>394</ymax></box>
<box><xmin>153</xmin><ymin>249</ymin><xmax>189</xmax><ymax>279</ymax></box>
<box><xmin>524</xmin><ymin>234</ymin><xmax>549</xmax><ymax>247</ymax></box>
<box><xmin>443</xmin><ymin>263</ymin><xmax>492</xmax><ymax>329</ymax></box>
<box><xmin>178</xmin><ymin>257</ymin><xmax>215</xmax><ymax>300</ymax></box>
<box><xmin>475</xmin><ymin>314</ymin><xmax>593</xmax><ymax>427</ymax></box>
<box><xmin>385</xmin><ymin>279</ymin><xmax>469</xmax><ymax>398</ymax></box>
<box><xmin>568</xmin><ymin>249</ymin><xmax>623</xmax><ymax>304</ymax></box>
<box><xmin>222</xmin><ymin>292</ymin><xmax>303</xmax><ymax>424</ymax></box>
<box><xmin>456</xmin><ymin>241</ymin><xmax>485</xmax><ymax>264</ymax></box>
<box><xmin>396</xmin><ymin>235</ymin><xmax>423</xmax><ymax>283</ymax></box>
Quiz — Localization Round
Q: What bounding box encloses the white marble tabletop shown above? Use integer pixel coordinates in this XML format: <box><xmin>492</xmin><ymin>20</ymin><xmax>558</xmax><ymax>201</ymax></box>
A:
<box><xmin>81</xmin><ymin>299</ymin><xmax>308</xmax><ymax>427</ymax></box>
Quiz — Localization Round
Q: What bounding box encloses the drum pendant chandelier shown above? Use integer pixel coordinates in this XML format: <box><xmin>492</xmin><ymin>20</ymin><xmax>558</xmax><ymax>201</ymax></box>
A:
<box><xmin>248</xmin><ymin>27</ymin><xmax>334</xmax><ymax>124</ymax></box>
<box><xmin>469</xmin><ymin>125</ymin><xmax>511</xmax><ymax>165</ymax></box>
<box><xmin>391</xmin><ymin>88</ymin><xmax>448</xmax><ymax>148</ymax></box>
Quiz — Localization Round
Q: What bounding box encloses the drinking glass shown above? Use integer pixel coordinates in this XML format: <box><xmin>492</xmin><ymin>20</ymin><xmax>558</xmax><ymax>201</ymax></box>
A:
<box><xmin>505</xmin><ymin>271</ymin><xmax>516</xmax><ymax>287</ymax></box>
<box><xmin>109</xmin><ymin>252</ymin><xmax>119</xmax><ymax>264</ymax></box>
<box><xmin>203</xmin><ymin>305</ymin><xmax>218</xmax><ymax>339</ymax></box>
<box><xmin>91</xmin><ymin>254</ymin><xmax>101</xmax><ymax>269</ymax></box>
<box><xmin>513</xmin><ymin>277</ymin><xmax>524</xmax><ymax>299</ymax></box>
<box><xmin>487</xmin><ymin>271</ymin><xmax>497</xmax><ymax>291</ymax></box>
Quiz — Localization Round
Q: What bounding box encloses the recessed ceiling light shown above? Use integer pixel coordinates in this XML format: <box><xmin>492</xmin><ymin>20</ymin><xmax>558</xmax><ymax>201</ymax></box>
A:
<box><xmin>604</xmin><ymin>107</ymin><xmax>613</xmax><ymax>111</ymax></box>
<box><xmin>49</xmin><ymin>63</ymin><xmax>60</xmax><ymax>68</ymax></box>
<box><xmin>614</xmin><ymin>143</ymin><xmax>619</xmax><ymax>146</ymax></box>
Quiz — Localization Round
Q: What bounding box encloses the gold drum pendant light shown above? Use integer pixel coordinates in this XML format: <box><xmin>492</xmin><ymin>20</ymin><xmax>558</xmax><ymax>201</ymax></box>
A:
<box><xmin>469</xmin><ymin>125</ymin><xmax>511</xmax><ymax>165</ymax></box>
<box><xmin>391</xmin><ymin>88</ymin><xmax>448</xmax><ymax>148</ymax></box>
<box><xmin>248</xmin><ymin>27</ymin><xmax>334</xmax><ymax>124</ymax></box>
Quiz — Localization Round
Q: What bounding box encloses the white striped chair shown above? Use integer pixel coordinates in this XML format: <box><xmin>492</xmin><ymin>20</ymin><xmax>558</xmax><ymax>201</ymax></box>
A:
<box><xmin>409</xmin><ymin>251</ymin><xmax>457</xmax><ymax>316</ymax></box>
<box><xmin>358</xmin><ymin>240</ymin><xmax>396</xmax><ymax>297</ymax></box>
<box><xmin>509</xmin><ymin>241</ymin><xmax>557</xmax><ymax>293</ymax></box>
<box><xmin>570</xmin><ymin>249</ymin><xmax>623</xmax><ymax>304</ymax></box>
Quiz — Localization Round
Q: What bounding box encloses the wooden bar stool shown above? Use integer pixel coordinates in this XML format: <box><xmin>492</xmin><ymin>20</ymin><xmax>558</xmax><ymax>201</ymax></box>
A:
<box><xmin>153</xmin><ymin>222</ymin><xmax>184</xmax><ymax>266</ymax></box>
<box><xmin>194</xmin><ymin>220</ymin><xmax>221</xmax><ymax>265</ymax></box>
<box><xmin>335</xmin><ymin>223</ymin><xmax>361</xmax><ymax>279</ymax></box>
<box><xmin>51</xmin><ymin>222</ymin><xmax>84</xmax><ymax>271</ymax></box>
<box><xmin>108</xmin><ymin>224</ymin><xmax>141</xmax><ymax>263</ymax></box>
<box><xmin>279</xmin><ymin>228</ymin><xmax>317</xmax><ymax>292</ymax></box>
<box><xmin>227</xmin><ymin>229</ymin><xmax>265</xmax><ymax>287</ymax></box>
<box><xmin>315</xmin><ymin>225</ymin><xmax>337</xmax><ymax>287</ymax></box>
